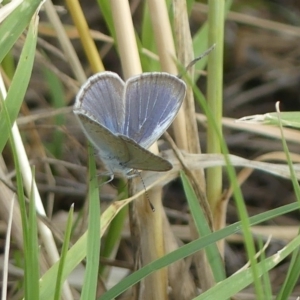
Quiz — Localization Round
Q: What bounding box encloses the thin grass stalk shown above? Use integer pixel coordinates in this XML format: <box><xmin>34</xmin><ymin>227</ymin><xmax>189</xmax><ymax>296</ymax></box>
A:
<box><xmin>134</xmin><ymin>189</ymin><xmax>168</xmax><ymax>300</ymax></box>
<box><xmin>274</xmin><ymin>103</ymin><xmax>300</xmax><ymax>299</ymax></box>
<box><xmin>148</xmin><ymin>0</ymin><xmax>217</xmax><ymax>294</ymax></box>
<box><xmin>27</xmin><ymin>168</ymin><xmax>40</xmax><ymax>299</ymax></box>
<box><xmin>80</xmin><ymin>145</ymin><xmax>100</xmax><ymax>300</ymax></box>
<box><xmin>3</xmin><ymin>75</ymin><xmax>44</xmax><ymax>298</ymax></box>
<box><xmin>148</xmin><ymin>0</ymin><xmax>206</xmax><ymax>299</ymax></box>
<box><xmin>20</xmin><ymin>90</ymin><xmax>56</xmax><ymax>218</ymax></box>
<box><xmin>173</xmin><ymin>0</ymin><xmax>203</xmax><ymax>159</ymax></box>
<box><xmin>206</xmin><ymin>0</ymin><xmax>225</xmax><ymax>232</ymax></box>
<box><xmin>99</xmin><ymin>204</ymin><xmax>128</xmax><ymax>277</ymax></box>
<box><xmin>110</xmin><ymin>0</ymin><xmax>168</xmax><ymax>299</ymax></box>
<box><xmin>147</xmin><ymin>0</ymin><xmax>188</xmax><ymax>150</ymax></box>
<box><xmin>5</xmin><ymin>11</ymin><xmax>74</xmax><ymax>300</ymax></box>
<box><xmin>173</xmin><ymin>0</ymin><xmax>218</xmax><ymax>292</ymax></box>
<box><xmin>172</xmin><ymin>0</ymin><xmax>207</xmax><ymax>191</ymax></box>
<box><xmin>65</xmin><ymin>0</ymin><xmax>104</xmax><ymax>73</ymax></box>
<box><xmin>99</xmin><ymin>199</ymin><xmax>300</xmax><ymax>299</ymax></box>
<box><xmin>0</xmin><ymin>103</ymin><xmax>23</xmax><ymax>249</ymax></box>
<box><xmin>193</xmin><ymin>68</ymin><xmax>265</xmax><ymax>300</ymax></box>
<box><xmin>67</xmin><ymin>0</ymin><xmax>124</xmax><ymax>282</ymax></box>
<box><xmin>54</xmin><ymin>205</ymin><xmax>74</xmax><ymax>300</ymax></box>
<box><xmin>110</xmin><ymin>0</ymin><xmax>142</xmax><ymax>77</ymax></box>
<box><xmin>1</xmin><ymin>196</ymin><xmax>14</xmax><ymax>300</ymax></box>
<box><xmin>43</xmin><ymin>0</ymin><xmax>86</xmax><ymax>84</ymax></box>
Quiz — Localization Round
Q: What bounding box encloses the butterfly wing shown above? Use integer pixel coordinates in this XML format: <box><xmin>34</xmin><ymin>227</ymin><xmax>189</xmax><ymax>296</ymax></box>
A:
<box><xmin>122</xmin><ymin>73</ymin><xmax>186</xmax><ymax>149</ymax></box>
<box><xmin>74</xmin><ymin>71</ymin><xmax>183</xmax><ymax>175</ymax></box>
<box><xmin>75</xmin><ymin>113</ymin><xmax>171</xmax><ymax>173</ymax></box>
<box><xmin>74</xmin><ymin>72</ymin><xmax>125</xmax><ymax>134</ymax></box>
<box><xmin>74</xmin><ymin>112</ymin><xmax>131</xmax><ymax>174</ymax></box>
<box><xmin>119</xmin><ymin>135</ymin><xmax>172</xmax><ymax>171</ymax></box>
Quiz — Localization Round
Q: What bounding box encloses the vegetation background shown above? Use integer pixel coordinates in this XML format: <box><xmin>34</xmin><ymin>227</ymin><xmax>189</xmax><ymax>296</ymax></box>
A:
<box><xmin>1</xmin><ymin>0</ymin><xmax>300</xmax><ymax>299</ymax></box>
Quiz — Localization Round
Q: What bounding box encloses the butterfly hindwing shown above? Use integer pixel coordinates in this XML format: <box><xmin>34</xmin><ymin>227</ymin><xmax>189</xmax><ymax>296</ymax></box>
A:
<box><xmin>119</xmin><ymin>135</ymin><xmax>172</xmax><ymax>171</ymax></box>
<box><xmin>74</xmin><ymin>112</ymin><xmax>130</xmax><ymax>165</ymax></box>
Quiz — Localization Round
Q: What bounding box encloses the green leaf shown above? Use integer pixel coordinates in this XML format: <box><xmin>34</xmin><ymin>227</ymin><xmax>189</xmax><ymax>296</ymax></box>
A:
<box><xmin>0</xmin><ymin>11</ymin><xmax>38</xmax><ymax>152</ymax></box>
<box><xmin>80</xmin><ymin>144</ymin><xmax>101</xmax><ymax>299</ymax></box>
<box><xmin>239</xmin><ymin>112</ymin><xmax>300</xmax><ymax>129</ymax></box>
<box><xmin>27</xmin><ymin>167</ymin><xmax>40</xmax><ymax>299</ymax></box>
<box><xmin>196</xmin><ymin>234</ymin><xmax>300</xmax><ymax>299</ymax></box>
<box><xmin>98</xmin><ymin>202</ymin><xmax>300</xmax><ymax>300</ymax></box>
<box><xmin>54</xmin><ymin>205</ymin><xmax>74</xmax><ymax>300</ymax></box>
<box><xmin>0</xmin><ymin>0</ymin><xmax>42</xmax><ymax>63</ymax></box>
<box><xmin>180</xmin><ymin>170</ymin><xmax>226</xmax><ymax>282</ymax></box>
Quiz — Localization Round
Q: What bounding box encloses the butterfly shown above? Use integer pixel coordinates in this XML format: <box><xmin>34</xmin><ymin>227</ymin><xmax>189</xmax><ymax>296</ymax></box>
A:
<box><xmin>73</xmin><ymin>71</ymin><xmax>186</xmax><ymax>179</ymax></box>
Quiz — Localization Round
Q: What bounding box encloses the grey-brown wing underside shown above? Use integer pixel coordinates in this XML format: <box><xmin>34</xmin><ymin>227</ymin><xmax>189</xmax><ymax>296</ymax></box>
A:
<box><xmin>119</xmin><ymin>135</ymin><xmax>172</xmax><ymax>171</ymax></box>
<box><xmin>74</xmin><ymin>112</ymin><xmax>129</xmax><ymax>163</ymax></box>
<box><xmin>74</xmin><ymin>112</ymin><xmax>172</xmax><ymax>172</ymax></box>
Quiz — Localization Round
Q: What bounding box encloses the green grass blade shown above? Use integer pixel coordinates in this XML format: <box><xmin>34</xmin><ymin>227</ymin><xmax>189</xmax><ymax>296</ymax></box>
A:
<box><xmin>99</xmin><ymin>204</ymin><xmax>127</xmax><ymax>276</ymax></box>
<box><xmin>0</xmin><ymin>12</ymin><xmax>38</xmax><ymax>152</ymax></box>
<box><xmin>80</xmin><ymin>143</ymin><xmax>101</xmax><ymax>300</ymax></box>
<box><xmin>2</xmin><ymin>51</ymin><xmax>15</xmax><ymax>79</ymax></box>
<box><xmin>97</xmin><ymin>0</ymin><xmax>116</xmax><ymax>45</ymax></box>
<box><xmin>98</xmin><ymin>202</ymin><xmax>299</xmax><ymax>300</ymax></box>
<box><xmin>242</xmin><ymin>112</ymin><xmax>300</xmax><ymax>129</ymax></box>
<box><xmin>0</xmin><ymin>93</ymin><xmax>29</xmax><ymax>298</ymax></box>
<box><xmin>27</xmin><ymin>167</ymin><xmax>40</xmax><ymax>299</ymax></box>
<box><xmin>276</xmin><ymin>247</ymin><xmax>300</xmax><ymax>299</ymax></box>
<box><xmin>196</xmin><ymin>234</ymin><xmax>300</xmax><ymax>300</ymax></box>
<box><xmin>192</xmin><ymin>0</ymin><xmax>233</xmax><ymax>78</ymax></box>
<box><xmin>274</xmin><ymin>105</ymin><xmax>300</xmax><ymax>299</ymax></box>
<box><xmin>140</xmin><ymin>2</ymin><xmax>160</xmax><ymax>71</ymax></box>
<box><xmin>40</xmin><ymin>230</ymin><xmax>87</xmax><ymax>300</ymax></box>
<box><xmin>0</xmin><ymin>0</ymin><xmax>42</xmax><ymax>63</ymax></box>
<box><xmin>54</xmin><ymin>204</ymin><xmax>74</xmax><ymax>300</ymax></box>
<box><xmin>190</xmin><ymin>71</ymin><xmax>263</xmax><ymax>297</ymax></box>
<box><xmin>180</xmin><ymin>170</ymin><xmax>225</xmax><ymax>282</ymax></box>
<box><xmin>39</xmin><ymin>201</ymin><xmax>299</xmax><ymax>299</ymax></box>
<box><xmin>43</xmin><ymin>68</ymin><xmax>65</xmax><ymax>158</ymax></box>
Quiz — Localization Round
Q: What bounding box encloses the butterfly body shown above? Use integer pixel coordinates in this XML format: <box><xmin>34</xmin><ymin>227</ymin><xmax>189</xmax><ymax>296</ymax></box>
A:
<box><xmin>74</xmin><ymin>72</ymin><xmax>186</xmax><ymax>178</ymax></box>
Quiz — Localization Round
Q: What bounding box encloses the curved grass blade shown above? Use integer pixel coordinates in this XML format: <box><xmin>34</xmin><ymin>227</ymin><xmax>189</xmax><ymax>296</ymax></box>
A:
<box><xmin>0</xmin><ymin>11</ymin><xmax>38</xmax><ymax>152</ymax></box>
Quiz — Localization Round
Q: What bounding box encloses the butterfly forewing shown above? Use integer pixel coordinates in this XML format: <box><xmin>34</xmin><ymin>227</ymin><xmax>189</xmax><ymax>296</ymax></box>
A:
<box><xmin>123</xmin><ymin>73</ymin><xmax>186</xmax><ymax>149</ymax></box>
<box><xmin>74</xmin><ymin>72</ymin><xmax>126</xmax><ymax>134</ymax></box>
<box><xmin>119</xmin><ymin>135</ymin><xmax>172</xmax><ymax>171</ymax></box>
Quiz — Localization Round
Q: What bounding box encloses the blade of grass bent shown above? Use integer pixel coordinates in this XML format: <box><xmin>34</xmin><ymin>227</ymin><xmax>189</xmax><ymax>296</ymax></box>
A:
<box><xmin>98</xmin><ymin>202</ymin><xmax>300</xmax><ymax>300</ymax></box>
<box><xmin>196</xmin><ymin>234</ymin><xmax>300</xmax><ymax>300</ymax></box>
<box><xmin>191</xmin><ymin>72</ymin><xmax>263</xmax><ymax>297</ymax></box>
<box><xmin>275</xmin><ymin>103</ymin><xmax>300</xmax><ymax>299</ymax></box>
<box><xmin>39</xmin><ymin>179</ymin><xmax>300</xmax><ymax>298</ymax></box>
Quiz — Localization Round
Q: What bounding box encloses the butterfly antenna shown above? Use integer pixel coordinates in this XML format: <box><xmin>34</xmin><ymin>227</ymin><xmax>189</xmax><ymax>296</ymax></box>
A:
<box><xmin>178</xmin><ymin>43</ymin><xmax>216</xmax><ymax>79</ymax></box>
<box><xmin>138</xmin><ymin>172</ymin><xmax>155</xmax><ymax>212</ymax></box>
